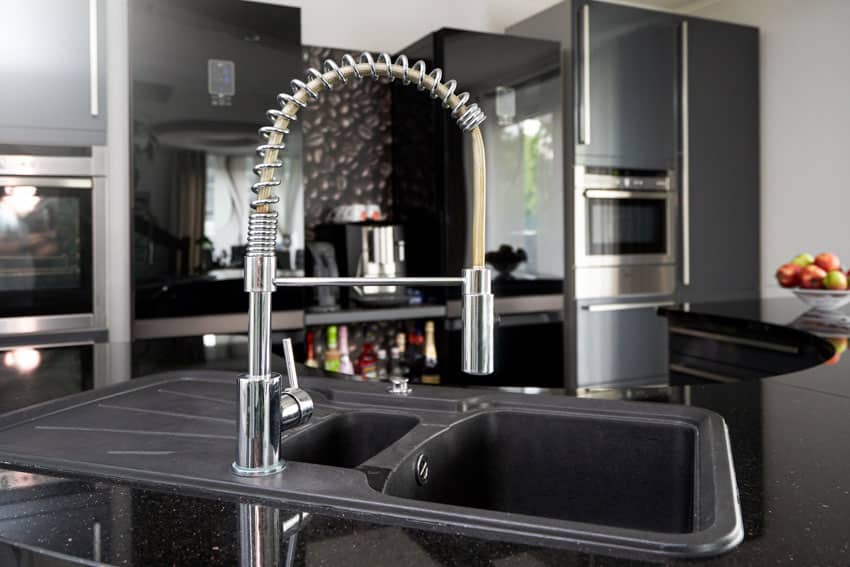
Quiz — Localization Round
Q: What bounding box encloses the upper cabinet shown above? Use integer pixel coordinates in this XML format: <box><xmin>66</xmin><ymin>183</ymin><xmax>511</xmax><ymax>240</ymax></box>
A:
<box><xmin>0</xmin><ymin>0</ymin><xmax>106</xmax><ymax>146</ymax></box>
<box><xmin>573</xmin><ymin>0</ymin><xmax>677</xmax><ymax>169</ymax></box>
<box><xmin>676</xmin><ymin>17</ymin><xmax>759</xmax><ymax>302</ymax></box>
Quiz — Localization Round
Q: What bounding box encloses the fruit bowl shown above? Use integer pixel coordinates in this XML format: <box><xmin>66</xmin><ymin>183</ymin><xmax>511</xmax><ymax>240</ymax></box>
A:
<box><xmin>791</xmin><ymin>288</ymin><xmax>850</xmax><ymax>311</ymax></box>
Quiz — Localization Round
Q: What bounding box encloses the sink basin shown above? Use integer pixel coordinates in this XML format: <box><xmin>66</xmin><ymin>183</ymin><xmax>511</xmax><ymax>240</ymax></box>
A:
<box><xmin>282</xmin><ymin>412</ymin><xmax>418</xmax><ymax>468</ymax></box>
<box><xmin>0</xmin><ymin>371</ymin><xmax>742</xmax><ymax>560</ymax></box>
<box><xmin>383</xmin><ymin>410</ymin><xmax>695</xmax><ymax>533</ymax></box>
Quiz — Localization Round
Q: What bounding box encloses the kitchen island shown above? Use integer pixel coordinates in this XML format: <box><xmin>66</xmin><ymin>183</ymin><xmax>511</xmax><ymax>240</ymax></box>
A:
<box><xmin>0</xmin><ymin>298</ymin><xmax>848</xmax><ymax>565</ymax></box>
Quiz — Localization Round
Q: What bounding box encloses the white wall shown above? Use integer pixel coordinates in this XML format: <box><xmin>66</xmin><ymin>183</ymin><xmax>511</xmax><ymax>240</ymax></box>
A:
<box><xmin>684</xmin><ymin>0</ymin><xmax>850</xmax><ymax>296</ymax></box>
<box><xmin>250</xmin><ymin>0</ymin><xmax>561</xmax><ymax>51</ymax></box>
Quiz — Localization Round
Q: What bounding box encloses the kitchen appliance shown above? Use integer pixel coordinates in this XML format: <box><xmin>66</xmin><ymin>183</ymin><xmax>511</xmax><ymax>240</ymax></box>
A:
<box><xmin>573</xmin><ymin>166</ymin><xmax>675</xmax><ymax>299</ymax></box>
<box><xmin>304</xmin><ymin>241</ymin><xmax>340</xmax><ymax>312</ymax></box>
<box><xmin>314</xmin><ymin>223</ymin><xmax>408</xmax><ymax>307</ymax></box>
<box><xmin>570</xmin><ymin>166</ymin><xmax>677</xmax><ymax>389</ymax></box>
<box><xmin>131</xmin><ymin>0</ymin><xmax>304</xmax><ymax>335</ymax></box>
<box><xmin>0</xmin><ymin>148</ymin><xmax>106</xmax><ymax>340</ymax></box>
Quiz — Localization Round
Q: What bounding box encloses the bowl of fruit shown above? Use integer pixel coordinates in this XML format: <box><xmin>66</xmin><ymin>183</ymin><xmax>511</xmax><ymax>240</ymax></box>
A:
<box><xmin>776</xmin><ymin>252</ymin><xmax>850</xmax><ymax>311</ymax></box>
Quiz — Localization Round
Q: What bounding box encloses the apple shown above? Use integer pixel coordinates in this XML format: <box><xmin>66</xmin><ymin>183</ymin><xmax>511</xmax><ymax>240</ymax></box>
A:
<box><xmin>799</xmin><ymin>264</ymin><xmax>827</xmax><ymax>289</ymax></box>
<box><xmin>815</xmin><ymin>252</ymin><xmax>841</xmax><ymax>272</ymax></box>
<box><xmin>829</xmin><ymin>337</ymin><xmax>848</xmax><ymax>355</ymax></box>
<box><xmin>791</xmin><ymin>253</ymin><xmax>815</xmax><ymax>267</ymax></box>
<box><xmin>823</xmin><ymin>270</ymin><xmax>848</xmax><ymax>290</ymax></box>
<box><xmin>775</xmin><ymin>263</ymin><xmax>802</xmax><ymax>288</ymax></box>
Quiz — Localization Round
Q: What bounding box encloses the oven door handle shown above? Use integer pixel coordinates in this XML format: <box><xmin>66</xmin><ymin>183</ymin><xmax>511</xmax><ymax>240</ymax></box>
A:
<box><xmin>582</xmin><ymin>301</ymin><xmax>676</xmax><ymax>312</ymax></box>
<box><xmin>583</xmin><ymin>189</ymin><xmax>670</xmax><ymax>199</ymax></box>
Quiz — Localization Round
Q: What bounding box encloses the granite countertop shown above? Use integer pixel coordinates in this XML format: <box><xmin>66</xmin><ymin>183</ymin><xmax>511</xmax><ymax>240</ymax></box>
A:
<box><xmin>0</xmin><ymin>298</ymin><xmax>848</xmax><ymax>565</ymax></box>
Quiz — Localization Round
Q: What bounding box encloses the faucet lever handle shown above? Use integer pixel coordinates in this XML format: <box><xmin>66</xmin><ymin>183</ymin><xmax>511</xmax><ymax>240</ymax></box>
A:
<box><xmin>281</xmin><ymin>338</ymin><xmax>299</xmax><ymax>390</ymax></box>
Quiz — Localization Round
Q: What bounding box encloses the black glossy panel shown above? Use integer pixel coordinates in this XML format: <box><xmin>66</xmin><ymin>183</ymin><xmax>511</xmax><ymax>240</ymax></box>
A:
<box><xmin>385</xmin><ymin>410</ymin><xmax>695</xmax><ymax>533</ymax></box>
<box><xmin>282</xmin><ymin>413</ymin><xmax>418</xmax><ymax>468</ymax></box>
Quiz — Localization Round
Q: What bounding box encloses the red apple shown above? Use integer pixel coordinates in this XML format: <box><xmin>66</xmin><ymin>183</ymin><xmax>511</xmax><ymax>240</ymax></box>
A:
<box><xmin>775</xmin><ymin>263</ymin><xmax>802</xmax><ymax>288</ymax></box>
<box><xmin>824</xmin><ymin>270</ymin><xmax>848</xmax><ymax>290</ymax></box>
<box><xmin>800</xmin><ymin>265</ymin><xmax>827</xmax><ymax>289</ymax></box>
<box><xmin>815</xmin><ymin>252</ymin><xmax>841</xmax><ymax>272</ymax></box>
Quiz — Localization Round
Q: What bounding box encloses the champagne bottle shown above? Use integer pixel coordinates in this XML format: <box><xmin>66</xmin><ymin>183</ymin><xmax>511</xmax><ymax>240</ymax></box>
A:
<box><xmin>323</xmin><ymin>326</ymin><xmax>341</xmax><ymax>373</ymax></box>
<box><xmin>421</xmin><ymin>320</ymin><xmax>441</xmax><ymax>385</ymax></box>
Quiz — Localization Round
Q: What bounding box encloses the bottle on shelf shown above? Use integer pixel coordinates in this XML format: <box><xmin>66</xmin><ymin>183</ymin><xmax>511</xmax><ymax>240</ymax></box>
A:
<box><xmin>422</xmin><ymin>320</ymin><xmax>440</xmax><ymax>385</ymax></box>
<box><xmin>356</xmin><ymin>343</ymin><xmax>378</xmax><ymax>381</ymax></box>
<box><xmin>305</xmin><ymin>330</ymin><xmax>319</xmax><ymax>368</ymax></box>
<box><xmin>395</xmin><ymin>332</ymin><xmax>410</xmax><ymax>379</ymax></box>
<box><xmin>338</xmin><ymin>325</ymin><xmax>354</xmax><ymax>375</ymax></box>
<box><xmin>376</xmin><ymin>348</ymin><xmax>388</xmax><ymax>381</ymax></box>
<box><xmin>406</xmin><ymin>328</ymin><xmax>425</xmax><ymax>382</ymax></box>
<box><xmin>389</xmin><ymin>346</ymin><xmax>403</xmax><ymax>380</ymax></box>
<box><xmin>323</xmin><ymin>325</ymin><xmax>341</xmax><ymax>373</ymax></box>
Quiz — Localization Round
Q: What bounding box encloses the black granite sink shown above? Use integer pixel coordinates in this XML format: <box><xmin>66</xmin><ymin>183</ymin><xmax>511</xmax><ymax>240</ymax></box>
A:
<box><xmin>383</xmin><ymin>410</ymin><xmax>695</xmax><ymax>533</ymax></box>
<box><xmin>0</xmin><ymin>371</ymin><xmax>742</xmax><ymax>560</ymax></box>
<box><xmin>281</xmin><ymin>412</ymin><xmax>419</xmax><ymax>468</ymax></box>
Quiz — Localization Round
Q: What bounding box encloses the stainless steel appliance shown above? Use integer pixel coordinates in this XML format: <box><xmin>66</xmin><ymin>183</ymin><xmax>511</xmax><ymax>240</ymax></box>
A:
<box><xmin>0</xmin><ymin>148</ymin><xmax>106</xmax><ymax>340</ymax></box>
<box><xmin>313</xmin><ymin>223</ymin><xmax>408</xmax><ymax>308</ymax></box>
<box><xmin>354</xmin><ymin>225</ymin><xmax>406</xmax><ymax>306</ymax></box>
<box><xmin>570</xmin><ymin>166</ymin><xmax>677</xmax><ymax>389</ymax></box>
<box><xmin>573</xmin><ymin>166</ymin><xmax>675</xmax><ymax>299</ymax></box>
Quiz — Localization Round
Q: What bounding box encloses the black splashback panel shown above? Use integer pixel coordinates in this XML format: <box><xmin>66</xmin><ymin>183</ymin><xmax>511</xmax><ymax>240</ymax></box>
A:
<box><xmin>301</xmin><ymin>46</ymin><xmax>393</xmax><ymax>234</ymax></box>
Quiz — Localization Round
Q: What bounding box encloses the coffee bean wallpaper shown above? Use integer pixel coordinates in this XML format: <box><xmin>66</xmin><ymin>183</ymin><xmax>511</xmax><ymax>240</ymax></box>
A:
<box><xmin>301</xmin><ymin>46</ymin><xmax>393</xmax><ymax>234</ymax></box>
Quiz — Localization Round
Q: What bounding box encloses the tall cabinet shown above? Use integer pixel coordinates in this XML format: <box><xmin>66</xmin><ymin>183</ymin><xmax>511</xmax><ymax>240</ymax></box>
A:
<box><xmin>676</xmin><ymin>17</ymin><xmax>760</xmax><ymax>303</ymax></box>
<box><xmin>573</xmin><ymin>0</ymin><xmax>677</xmax><ymax>170</ymax></box>
<box><xmin>0</xmin><ymin>0</ymin><xmax>107</xmax><ymax>146</ymax></box>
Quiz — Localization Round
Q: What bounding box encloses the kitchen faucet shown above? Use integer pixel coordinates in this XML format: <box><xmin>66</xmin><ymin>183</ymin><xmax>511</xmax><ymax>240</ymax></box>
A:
<box><xmin>233</xmin><ymin>52</ymin><xmax>494</xmax><ymax>477</ymax></box>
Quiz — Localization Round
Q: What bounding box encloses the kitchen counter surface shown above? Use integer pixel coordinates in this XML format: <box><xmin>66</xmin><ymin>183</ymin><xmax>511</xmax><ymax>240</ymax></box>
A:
<box><xmin>0</xmin><ymin>297</ymin><xmax>848</xmax><ymax>565</ymax></box>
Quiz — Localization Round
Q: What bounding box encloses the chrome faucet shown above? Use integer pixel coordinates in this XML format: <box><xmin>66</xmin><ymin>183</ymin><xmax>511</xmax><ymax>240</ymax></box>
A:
<box><xmin>233</xmin><ymin>52</ymin><xmax>494</xmax><ymax>477</ymax></box>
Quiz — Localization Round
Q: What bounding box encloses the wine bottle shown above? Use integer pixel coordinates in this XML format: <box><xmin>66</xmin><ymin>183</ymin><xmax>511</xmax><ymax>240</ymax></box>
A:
<box><xmin>422</xmin><ymin>320</ymin><xmax>440</xmax><ymax>384</ymax></box>
<box><xmin>323</xmin><ymin>326</ymin><xmax>341</xmax><ymax>373</ymax></box>
<box><xmin>305</xmin><ymin>330</ymin><xmax>319</xmax><ymax>368</ymax></box>
<box><xmin>338</xmin><ymin>325</ymin><xmax>354</xmax><ymax>375</ymax></box>
<box><xmin>356</xmin><ymin>343</ymin><xmax>378</xmax><ymax>381</ymax></box>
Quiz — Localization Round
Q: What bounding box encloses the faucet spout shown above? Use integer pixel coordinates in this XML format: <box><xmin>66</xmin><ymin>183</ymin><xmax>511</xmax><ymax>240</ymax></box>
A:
<box><xmin>235</xmin><ymin>51</ymin><xmax>493</xmax><ymax>476</ymax></box>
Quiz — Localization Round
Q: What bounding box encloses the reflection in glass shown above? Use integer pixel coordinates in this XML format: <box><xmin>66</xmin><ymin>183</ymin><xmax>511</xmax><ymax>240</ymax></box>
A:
<box><xmin>0</xmin><ymin>186</ymin><xmax>84</xmax><ymax>292</ymax></box>
<box><xmin>470</xmin><ymin>72</ymin><xmax>564</xmax><ymax>278</ymax></box>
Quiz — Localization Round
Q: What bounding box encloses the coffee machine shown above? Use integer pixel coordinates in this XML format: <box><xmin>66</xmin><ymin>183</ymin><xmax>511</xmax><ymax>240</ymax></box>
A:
<box><xmin>313</xmin><ymin>223</ymin><xmax>408</xmax><ymax>307</ymax></box>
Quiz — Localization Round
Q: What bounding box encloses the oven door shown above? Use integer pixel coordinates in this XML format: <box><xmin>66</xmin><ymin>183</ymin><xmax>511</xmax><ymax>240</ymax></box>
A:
<box><xmin>0</xmin><ymin>176</ymin><xmax>93</xmax><ymax>320</ymax></box>
<box><xmin>574</xmin><ymin>187</ymin><xmax>674</xmax><ymax>267</ymax></box>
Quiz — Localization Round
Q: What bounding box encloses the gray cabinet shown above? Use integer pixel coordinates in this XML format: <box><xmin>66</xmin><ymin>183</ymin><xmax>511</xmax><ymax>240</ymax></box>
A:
<box><xmin>573</xmin><ymin>0</ymin><xmax>677</xmax><ymax>169</ymax></box>
<box><xmin>677</xmin><ymin>18</ymin><xmax>759</xmax><ymax>303</ymax></box>
<box><xmin>0</xmin><ymin>0</ymin><xmax>106</xmax><ymax>146</ymax></box>
<box><xmin>576</xmin><ymin>299</ymin><xmax>671</xmax><ymax>388</ymax></box>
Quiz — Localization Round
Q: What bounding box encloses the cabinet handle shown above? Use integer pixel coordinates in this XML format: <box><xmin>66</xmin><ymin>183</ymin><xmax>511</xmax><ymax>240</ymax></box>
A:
<box><xmin>578</xmin><ymin>4</ymin><xmax>591</xmax><ymax>145</ymax></box>
<box><xmin>582</xmin><ymin>301</ymin><xmax>675</xmax><ymax>312</ymax></box>
<box><xmin>669</xmin><ymin>326</ymin><xmax>800</xmax><ymax>354</ymax></box>
<box><xmin>583</xmin><ymin>189</ymin><xmax>670</xmax><ymax>200</ymax></box>
<box><xmin>681</xmin><ymin>21</ymin><xmax>690</xmax><ymax>285</ymax></box>
<box><xmin>89</xmin><ymin>0</ymin><xmax>99</xmax><ymax>117</ymax></box>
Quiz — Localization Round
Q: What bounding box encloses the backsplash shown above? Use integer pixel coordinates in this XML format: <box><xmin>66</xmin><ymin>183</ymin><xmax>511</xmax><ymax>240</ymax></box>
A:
<box><xmin>301</xmin><ymin>46</ymin><xmax>393</xmax><ymax>233</ymax></box>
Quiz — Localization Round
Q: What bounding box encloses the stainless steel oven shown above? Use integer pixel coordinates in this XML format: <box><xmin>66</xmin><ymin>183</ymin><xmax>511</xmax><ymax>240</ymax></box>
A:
<box><xmin>574</xmin><ymin>166</ymin><xmax>674</xmax><ymax>267</ymax></box>
<box><xmin>0</xmin><ymin>148</ymin><xmax>106</xmax><ymax>337</ymax></box>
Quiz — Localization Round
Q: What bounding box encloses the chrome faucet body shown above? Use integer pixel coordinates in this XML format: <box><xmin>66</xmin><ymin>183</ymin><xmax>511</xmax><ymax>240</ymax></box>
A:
<box><xmin>233</xmin><ymin>52</ymin><xmax>493</xmax><ymax>477</ymax></box>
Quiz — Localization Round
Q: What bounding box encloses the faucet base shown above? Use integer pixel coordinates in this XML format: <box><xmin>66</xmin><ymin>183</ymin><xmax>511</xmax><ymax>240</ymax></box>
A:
<box><xmin>231</xmin><ymin>460</ymin><xmax>287</xmax><ymax>477</ymax></box>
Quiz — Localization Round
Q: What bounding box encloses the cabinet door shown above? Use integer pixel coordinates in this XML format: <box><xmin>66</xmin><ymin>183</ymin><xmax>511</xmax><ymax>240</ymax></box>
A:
<box><xmin>574</xmin><ymin>0</ymin><xmax>676</xmax><ymax>169</ymax></box>
<box><xmin>678</xmin><ymin>19</ymin><xmax>759</xmax><ymax>303</ymax></box>
<box><xmin>576</xmin><ymin>300</ymin><xmax>670</xmax><ymax>388</ymax></box>
<box><xmin>0</xmin><ymin>0</ymin><xmax>106</xmax><ymax>145</ymax></box>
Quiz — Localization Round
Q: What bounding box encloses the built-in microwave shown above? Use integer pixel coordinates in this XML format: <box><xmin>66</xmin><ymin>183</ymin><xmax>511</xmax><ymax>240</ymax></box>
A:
<box><xmin>0</xmin><ymin>149</ymin><xmax>106</xmax><ymax>337</ymax></box>
<box><xmin>574</xmin><ymin>166</ymin><xmax>675</xmax><ymax>267</ymax></box>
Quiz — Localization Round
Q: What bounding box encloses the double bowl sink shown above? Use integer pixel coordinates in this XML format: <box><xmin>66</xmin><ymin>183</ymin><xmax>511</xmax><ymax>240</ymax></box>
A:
<box><xmin>0</xmin><ymin>371</ymin><xmax>742</xmax><ymax>560</ymax></box>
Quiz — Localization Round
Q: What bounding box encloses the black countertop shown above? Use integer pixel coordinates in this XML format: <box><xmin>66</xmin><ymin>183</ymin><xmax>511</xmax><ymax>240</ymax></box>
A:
<box><xmin>0</xmin><ymin>298</ymin><xmax>849</xmax><ymax>565</ymax></box>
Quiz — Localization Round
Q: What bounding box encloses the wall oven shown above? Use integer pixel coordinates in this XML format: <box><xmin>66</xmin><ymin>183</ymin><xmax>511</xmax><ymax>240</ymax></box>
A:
<box><xmin>573</xmin><ymin>166</ymin><xmax>676</xmax><ymax>299</ymax></box>
<box><xmin>0</xmin><ymin>148</ymin><xmax>106</xmax><ymax>339</ymax></box>
<box><xmin>574</xmin><ymin>166</ymin><xmax>674</xmax><ymax>266</ymax></box>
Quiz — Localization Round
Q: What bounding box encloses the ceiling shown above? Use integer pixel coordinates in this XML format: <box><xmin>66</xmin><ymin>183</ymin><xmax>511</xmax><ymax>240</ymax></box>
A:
<box><xmin>604</xmin><ymin>0</ymin><xmax>721</xmax><ymax>13</ymax></box>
